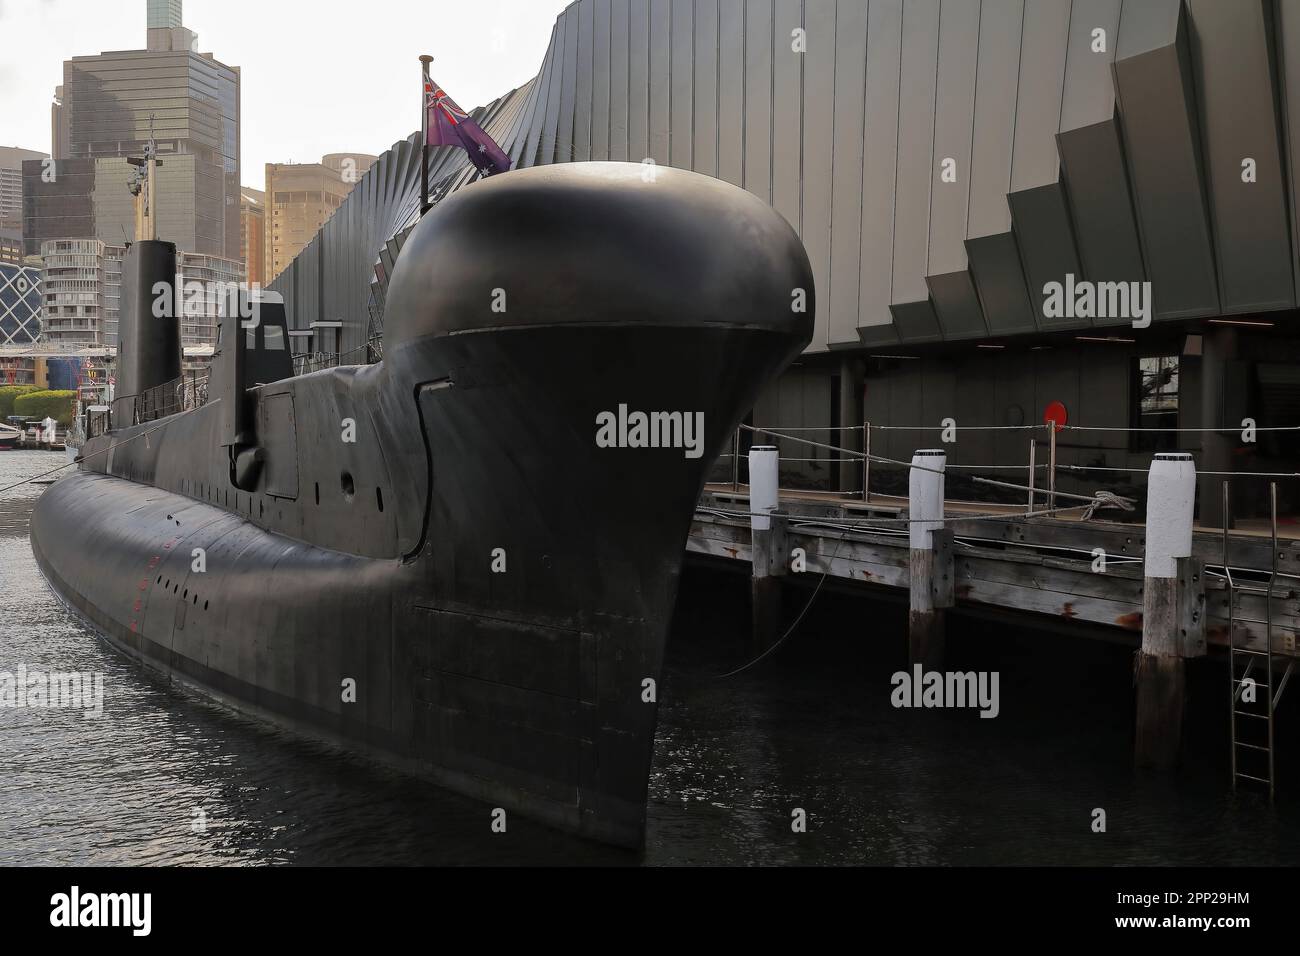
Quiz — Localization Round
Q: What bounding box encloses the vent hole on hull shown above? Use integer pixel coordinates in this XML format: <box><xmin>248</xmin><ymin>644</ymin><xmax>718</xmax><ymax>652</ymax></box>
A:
<box><xmin>192</xmin><ymin>595</ymin><xmax>197</xmax><ymax>605</ymax></box>
<box><xmin>314</xmin><ymin>482</ymin><xmax>320</xmax><ymax>505</ymax></box>
<box><xmin>376</xmin><ymin>488</ymin><xmax>384</xmax><ymax>512</ymax></box>
<box><xmin>203</xmin><ymin>600</ymin><xmax>209</xmax><ymax>610</ymax></box>
<box><xmin>183</xmin><ymin>589</ymin><xmax>188</xmax><ymax>599</ymax></box>
<box><xmin>341</xmin><ymin>472</ymin><xmax>355</xmax><ymax>499</ymax></box>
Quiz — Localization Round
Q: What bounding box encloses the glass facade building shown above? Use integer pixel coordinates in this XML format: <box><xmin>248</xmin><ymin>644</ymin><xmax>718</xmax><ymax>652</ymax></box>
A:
<box><xmin>23</xmin><ymin>2</ymin><xmax>238</xmax><ymax>262</ymax></box>
<box><xmin>62</xmin><ymin>47</ymin><xmax>239</xmax><ymax>257</ymax></box>
<box><xmin>0</xmin><ymin>261</ymin><xmax>42</xmax><ymax>345</ymax></box>
<box><xmin>147</xmin><ymin>0</ymin><xmax>183</xmax><ymax>29</ymax></box>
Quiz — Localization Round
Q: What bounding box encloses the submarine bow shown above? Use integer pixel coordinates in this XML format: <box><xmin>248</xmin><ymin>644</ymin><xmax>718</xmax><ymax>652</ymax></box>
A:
<box><xmin>32</xmin><ymin>161</ymin><xmax>813</xmax><ymax>847</ymax></box>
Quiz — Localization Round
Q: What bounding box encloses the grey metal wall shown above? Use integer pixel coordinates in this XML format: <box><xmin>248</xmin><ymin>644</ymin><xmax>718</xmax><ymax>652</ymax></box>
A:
<box><xmin>268</xmin><ymin>82</ymin><xmax>534</xmax><ymax>356</ymax></box>
<box><xmin>275</xmin><ymin>0</ymin><xmax>1300</xmax><ymax>356</ymax></box>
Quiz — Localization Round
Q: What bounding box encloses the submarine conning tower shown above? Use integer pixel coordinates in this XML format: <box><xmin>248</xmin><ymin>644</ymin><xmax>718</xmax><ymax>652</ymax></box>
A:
<box><xmin>114</xmin><ymin>239</ymin><xmax>182</xmax><ymax>425</ymax></box>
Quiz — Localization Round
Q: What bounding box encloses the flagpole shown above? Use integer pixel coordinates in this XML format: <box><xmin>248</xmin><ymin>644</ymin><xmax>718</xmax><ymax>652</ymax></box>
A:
<box><xmin>420</xmin><ymin>54</ymin><xmax>433</xmax><ymax>215</ymax></box>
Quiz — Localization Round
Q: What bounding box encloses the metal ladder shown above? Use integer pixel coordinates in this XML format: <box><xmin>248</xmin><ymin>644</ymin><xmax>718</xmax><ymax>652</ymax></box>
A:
<box><xmin>1225</xmin><ymin>482</ymin><xmax>1294</xmax><ymax>801</ymax></box>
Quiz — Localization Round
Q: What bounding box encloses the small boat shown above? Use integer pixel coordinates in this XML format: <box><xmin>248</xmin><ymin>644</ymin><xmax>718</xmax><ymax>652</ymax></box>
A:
<box><xmin>0</xmin><ymin>422</ymin><xmax>21</xmax><ymax>450</ymax></box>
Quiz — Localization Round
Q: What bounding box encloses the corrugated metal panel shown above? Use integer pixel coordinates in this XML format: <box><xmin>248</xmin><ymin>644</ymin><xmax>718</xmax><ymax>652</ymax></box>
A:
<box><xmin>1185</xmin><ymin>0</ymin><xmax>1294</xmax><ymax>312</ymax></box>
<box><xmin>927</xmin><ymin>270</ymin><xmax>986</xmax><ymax>339</ymax></box>
<box><xmin>648</xmin><ymin>0</ymin><xmax>671</xmax><ymax>164</ymax></box>
<box><xmin>717</xmin><ymin>0</ymin><xmax>744</xmax><ymax>186</ymax></box>
<box><xmin>827</xmin><ymin>0</ymin><xmax>867</xmax><ymax>347</ymax></box>
<box><xmin>929</xmin><ymin>0</ymin><xmax>979</xmax><ymax>277</ymax></box>
<box><xmin>771</xmin><ymin>0</ymin><xmax>802</xmax><ymax>232</ymax></box>
<box><xmin>558</xmin><ymin>6</ymin><xmax>581</xmax><ymax>163</ymax></box>
<box><xmin>743</xmin><ymin>0</ymin><xmax>774</xmax><ymax>203</ymax></box>
<box><xmin>274</xmin><ymin>0</ymin><xmax>1300</xmax><ymax>356</ymax></box>
<box><xmin>1056</xmin><ymin>118</ymin><xmax>1144</xmax><ymax>325</ymax></box>
<box><xmin>592</xmin><ymin>0</ymin><xmax>612</xmax><ymax>159</ymax></box>
<box><xmin>1060</xmin><ymin>0</ymin><xmax>1122</xmax><ymax>134</ymax></box>
<box><xmin>522</xmin><ymin>30</ymin><xmax>559</xmax><ymax>166</ymax></box>
<box><xmin>858</xmin><ymin>0</ymin><xmax>903</xmax><ymax>340</ymax></box>
<box><xmin>609</xmin><ymin>0</ymin><xmax>630</xmax><ymax>161</ymax></box>
<box><xmin>693</xmin><ymin>0</ymin><xmax>719</xmax><ymax>178</ymax></box>
<box><xmin>627</xmin><ymin>0</ymin><xmax>650</xmax><ymax>160</ymax></box>
<box><xmin>542</xmin><ymin>12</ymin><xmax>571</xmax><ymax>164</ymax></box>
<box><xmin>890</xmin><ymin>0</ymin><xmax>941</xmax><ymax>342</ymax></box>
<box><xmin>1009</xmin><ymin>0</ymin><xmax>1070</xmax><ymax>192</ymax></box>
<box><xmin>927</xmin><ymin>0</ymin><xmax>984</xmax><ymax>340</ymax></box>
<box><xmin>967</xmin><ymin>232</ymin><xmax>1036</xmax><ymax>336</ymax></box>
<box><xmin>802</xmin><ymin>0</ymin><xmax>835</xmax><ymax>351</ymax></box>
<box><xmin>574</xmin><ymin>0</ymin><xmax>596</xmax><ymax>162</ymax></box>
<box><xmin>1114</xmin><ymin>0</ymin><xmax>1220</xmax><ymax>319</ymax></box>
<box><xmin>670</xmin><ymin>0</ymin><xmax>694</xmax><ymax>169</ymax></box>
<box><xmin>1009</xmin><ymin>183</ymin><xmax>1083</xmax><ymax>330</ymax></box>
<box><xmin>967</xmin><ymin>0</ymin><xmax>1021</xmax><ymax>240</ymax></box>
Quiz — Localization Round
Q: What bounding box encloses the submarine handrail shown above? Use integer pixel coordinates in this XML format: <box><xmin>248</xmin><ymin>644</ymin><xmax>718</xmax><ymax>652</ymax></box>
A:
<box><xmin>95</xmin><ymin>369</ymin><xmax>210</xmax><ymax>436</ymax></box>
<box><xmin>292</xmin><ymin>343</ymin><xmax>377</xmax><ymax>375</ymax></box>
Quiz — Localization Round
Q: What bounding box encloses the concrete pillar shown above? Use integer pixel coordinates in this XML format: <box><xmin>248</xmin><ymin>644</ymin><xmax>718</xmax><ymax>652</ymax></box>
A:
<box><xmin>908</xmin><ymin>449</ymin><xmax>946</xmax><ymax>669</ymax></box>
<box><xmin>749</xmin><ymin>445</ymin><xmax>785</xmax><ymax>648</ymax></box>
<box><xmin>1135</xmin><ymin>452</ymin><xmax>1196</xmax><ymax>769</ymax></box>
<box><xmin>1198</xmin><ymin>325</ymin><xmax>1237</xmax><ymax>528</ymax></box>
<box><xmin>837</xmin><ymin>357</ymin><xmax>864</xmax><ymax>493</ymax></box>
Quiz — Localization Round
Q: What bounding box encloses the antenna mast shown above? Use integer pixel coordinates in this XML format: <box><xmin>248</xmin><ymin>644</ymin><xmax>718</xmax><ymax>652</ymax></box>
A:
<box><xmin>127</xmin><ymin>113</ymin><xmax>162</xmax><ymax>241</ymax></box>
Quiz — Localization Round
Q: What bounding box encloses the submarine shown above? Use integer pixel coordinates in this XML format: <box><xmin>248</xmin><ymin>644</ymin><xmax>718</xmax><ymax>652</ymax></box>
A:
<box><xmin>30</xmin><ymin>161</ymin><xmax>814</xmax><ymax>847</ymax></box>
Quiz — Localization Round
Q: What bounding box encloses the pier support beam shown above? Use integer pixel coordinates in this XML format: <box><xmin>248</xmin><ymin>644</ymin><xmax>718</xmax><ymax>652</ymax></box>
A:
<box><xmin>749</xmin><ymin>445</ymin><xmax>786</xmax><ymax>649</ymax></box>
<box><xmin>1135</xmin><ymin>453</ymin><xmax>1197</xmax><ymax>769</ymax></box>
<box><xmin>908</xmin><ymin>450</ymin><xmax>947</xmax><ymax>669</ymax></box>
<box><xmin>837</xmin><ymin>357</ymin><xmax>864</xmax><ymax>494</ymax></box>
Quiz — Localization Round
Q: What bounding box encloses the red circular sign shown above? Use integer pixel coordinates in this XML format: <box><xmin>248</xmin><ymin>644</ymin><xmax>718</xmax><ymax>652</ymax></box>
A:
<box><xmin>1044</xmin><ymin>400</ymin><xmax>1068</xmax><ymax>431</ymax></box>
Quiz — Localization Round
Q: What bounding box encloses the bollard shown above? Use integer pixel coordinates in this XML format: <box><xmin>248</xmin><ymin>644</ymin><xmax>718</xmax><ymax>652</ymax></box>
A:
<box><xmin>908</xmin><ymin>449</ymin><xmax>947</xmax><ymax>669</ymax></box>
<box><xmin>749</xmin><ymin>445</ymin><xmax>785</xmax><ymax>648</ymax></box>
<box><xmin>1135</xmin><ymin>452</ymin><xmax>1196</xmax><ymax>769</ymax></box>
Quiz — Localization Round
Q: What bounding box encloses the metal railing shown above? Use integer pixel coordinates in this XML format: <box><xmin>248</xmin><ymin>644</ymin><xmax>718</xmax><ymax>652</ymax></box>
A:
<box><xmin>715</xmin><ymin>420</ymin><xmax>1300</xmax><ymax>516</ymax></box>
<box><xmin>292</xmin><ymin>344</ymin><xmax>377</xmax><ymax>376</ymax></box>
<box><xmin>102</xmin><ymin>369</ymin><xmax>210</xmax><ymax>435</ymax></box>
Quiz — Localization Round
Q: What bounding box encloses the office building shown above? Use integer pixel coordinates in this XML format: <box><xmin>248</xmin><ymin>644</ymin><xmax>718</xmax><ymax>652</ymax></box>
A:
<box><xmin>1</xmin><ymin>146</ymin><xmax>48</xmax><ymax>231</ymax></box>
<box><xmin>23</xmin><ymin>0</ymin><xmax>239</xmax><ymax>259</ymax></box>
<box><xmin>264</xmin><ymin>154</ymin><xmax>376</xmax><ymax>281</ymax></box>
<box><xmin>240</xmin><ymin>187</ymin><xmax>265</xmax><ymax>287</ymax></box>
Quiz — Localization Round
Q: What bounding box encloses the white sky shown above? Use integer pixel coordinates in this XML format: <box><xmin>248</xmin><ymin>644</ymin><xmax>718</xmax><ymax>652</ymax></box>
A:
<box><xmin>0</xmin><ymin>0</ymin><xmax>572</xmax><ymax>188</ymax></box>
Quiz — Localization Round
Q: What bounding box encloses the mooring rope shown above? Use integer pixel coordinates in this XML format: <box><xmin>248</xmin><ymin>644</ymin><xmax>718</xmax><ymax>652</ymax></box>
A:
<box><xmin>0</xmin><ymin>405</ymin><xmax>203</xmax><ymax>496</ymax></box>
<box><xmin>715</xmin><ymin>531</ymin><xmax>849</xmax><ymax>680</ymax></box>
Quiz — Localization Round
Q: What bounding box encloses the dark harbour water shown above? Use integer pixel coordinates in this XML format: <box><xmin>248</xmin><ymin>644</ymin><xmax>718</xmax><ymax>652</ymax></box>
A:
<box><xmin>2</xmin><ymin>448</ymin><xmax>1299</xmax><ymax>866</ymax></box>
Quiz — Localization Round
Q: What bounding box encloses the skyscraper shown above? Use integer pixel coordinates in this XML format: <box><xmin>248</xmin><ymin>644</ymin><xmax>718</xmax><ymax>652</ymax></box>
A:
<box><xmin>23</xmin><ymin>0</ymin><xmax>240</xmax><ymax>260</ymax></box>
<box><xmin>0</xmin><ymin>146</ymin><xmax>48</xmax><ymax>231</ymax></box>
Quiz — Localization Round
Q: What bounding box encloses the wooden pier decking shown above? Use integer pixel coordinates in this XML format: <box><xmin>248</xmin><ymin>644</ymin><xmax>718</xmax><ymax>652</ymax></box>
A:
<box><xmin>691</xmin><ymin>484</ymin><xmax>1300</xmax><ymax>658</ymax></box>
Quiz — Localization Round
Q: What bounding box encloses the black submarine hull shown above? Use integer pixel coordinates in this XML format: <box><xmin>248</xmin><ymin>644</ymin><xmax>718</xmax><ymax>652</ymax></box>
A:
<box><xmin>31</xmin><ymin>163</ymin><xmax>814</xmax><ymax>847</ymax></box>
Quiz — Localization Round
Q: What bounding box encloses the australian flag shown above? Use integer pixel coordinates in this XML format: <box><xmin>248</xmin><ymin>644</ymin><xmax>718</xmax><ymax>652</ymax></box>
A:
<box><xmin>425</xmin><ymin>79</ymin><xmax>512</xmax><ymax>176</ymax></box>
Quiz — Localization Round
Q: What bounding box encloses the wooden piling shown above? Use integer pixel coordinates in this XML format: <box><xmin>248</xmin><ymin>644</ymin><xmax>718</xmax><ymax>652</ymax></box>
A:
<box><xmin>1135</xmin><ymin>453</ymin><xmax>1197</xmax><ymax>769</ymax></box>
<box><xmin>749</xmin><ymin>445</ymin><xmax>785</xmax><ymax>649</ymax></box>
<box><xmin>908</xmin><ymin>450</ymin><xmax>947</xmax><ymax>669</ymax></box>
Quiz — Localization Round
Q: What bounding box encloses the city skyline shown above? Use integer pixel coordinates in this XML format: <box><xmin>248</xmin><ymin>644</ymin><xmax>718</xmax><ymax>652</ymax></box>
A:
<box><xmin>0</xmin><ymin>0</ymin><xmax>571</xmax><ymax>190</ymax></box>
